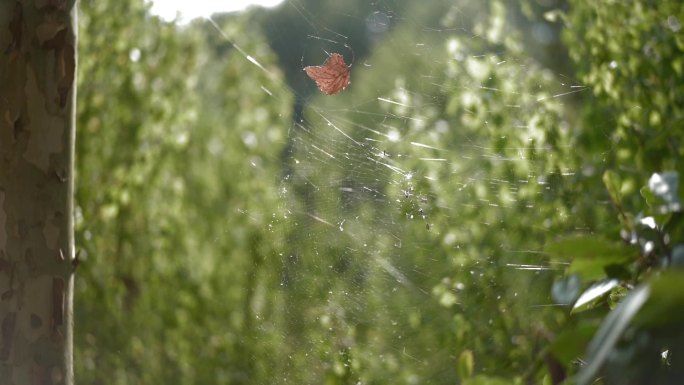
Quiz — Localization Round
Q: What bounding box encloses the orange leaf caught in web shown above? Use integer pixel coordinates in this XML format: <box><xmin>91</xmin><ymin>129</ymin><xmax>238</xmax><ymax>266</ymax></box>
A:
<box><xmin>304</xmin><ymin>53</ymin><xmax>351</xmax><ymax>95</ymax></box>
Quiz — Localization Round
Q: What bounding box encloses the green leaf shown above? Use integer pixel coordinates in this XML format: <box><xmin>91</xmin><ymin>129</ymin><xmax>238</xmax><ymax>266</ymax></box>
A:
<box><xmin>571</xmin><ymin>279</ymin><xmax>619</xmax><ymax>314</ymax></box>
<box><xmin>545</xmin><ymin>236</ymin><xmax>635</xmax><ymax>261</ymax></box>
<box><xmin>545</xmin><ymin>236</ymin><xmax>637</xmax><ymax>281</ymax></box>
<box><xmin>567</xmin><ymin>258</ymin><xmax>616</xmax><ymax>281</ymax></box>
<box><xmin>463</xmin><ymin>375</ymin><xmax>514</xmax><ymax>385</ymax></box>
<box><xmin>664</xmin><ymin>213</ymin><xmax>684</xmax><ymax>244</ymax></box>
<box><xmin>458</xmin><ymin>349</ymin><xmax>474</xmax><ymax>379</ymax></box>
<box><xmin>548</xmin><ymin>322</ymin><xmax>598</xmax><ymax>364</ymax></box>
<box><xmin>603</xmin><ymin>170</ymin><xmax>622</xmax><ymax>205</ymax></box>
<box><xmin>603</xmin><ymin>263</ymin><xmax>632</xmax><ymax>281</ymax></box>
<box><xmin>640</xmin><ymin>185</ymin><xmax>658</xmax><ymax>208</ymax></box>
<box><xmin>575</xmin><ymin>285</ymin><xmax>651</xmax><ymax>385</ymax></box>
<box><xmin>573</xmin><ymin>272</ymin><xmax>684</xmax><ymax>385</ymax></box>
<box><xmin>633</xmin><ymin>271</ymin><xmax>684</xmax><ymax>329</ymax></box>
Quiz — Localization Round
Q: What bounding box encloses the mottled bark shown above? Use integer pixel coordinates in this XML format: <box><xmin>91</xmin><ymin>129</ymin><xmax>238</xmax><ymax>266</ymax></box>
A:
<box><xmin>0</xmin><ymin>1</ymin><xmax>77</xmax><ymax>384</ymax></box>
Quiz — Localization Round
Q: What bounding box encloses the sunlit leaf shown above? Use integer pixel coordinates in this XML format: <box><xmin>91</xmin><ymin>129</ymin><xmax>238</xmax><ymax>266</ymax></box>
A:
<box><xmin>575</xmin><ymin>285</ymin><xmax>651</xmax><ymax>385</ymax></box>
<box><xmin>571</xmin><ymin>279</ymin><xmax>619</xmax><ymax>313</ymax></box>
<box><xmin>458</xmin><ymin>349</ymin><xmax>474</xmax><ymax>379</ymax></box>
<box><xmin>603</xmin><ymin>170</ymin><xmax>622</xmax><ymax>205</ymax></box>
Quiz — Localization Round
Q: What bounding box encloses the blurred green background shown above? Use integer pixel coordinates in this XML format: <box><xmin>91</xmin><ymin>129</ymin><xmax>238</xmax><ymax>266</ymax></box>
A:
<box><xmin>74</xmin><ymin>1</ymin><xmax>684</xmax><ymax>384</ymax></box>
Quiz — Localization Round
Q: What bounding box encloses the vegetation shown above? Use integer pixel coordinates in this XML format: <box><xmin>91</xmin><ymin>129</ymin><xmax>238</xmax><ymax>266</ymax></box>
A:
<box><xmin>73</xmin><ymin>0</ymin><xmax>683</xmax><ymax>384</ymax></box>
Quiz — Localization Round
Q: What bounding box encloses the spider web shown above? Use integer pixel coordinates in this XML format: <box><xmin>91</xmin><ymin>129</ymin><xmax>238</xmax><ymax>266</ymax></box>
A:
<box><xmin>206</xmin><ymin>1</ymin><xmax>591</xmax><ymax>382</ymax></box>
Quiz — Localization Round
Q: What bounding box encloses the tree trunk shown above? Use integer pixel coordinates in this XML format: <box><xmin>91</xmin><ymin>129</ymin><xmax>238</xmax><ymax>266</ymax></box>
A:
<box><xmin>0</xmin><ymin>1</ymin><xmax>77</xmax><ymax>384</ymax></box>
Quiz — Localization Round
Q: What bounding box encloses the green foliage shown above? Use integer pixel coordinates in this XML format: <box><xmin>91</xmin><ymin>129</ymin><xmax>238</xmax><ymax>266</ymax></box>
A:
<box><xmin>565</xmin><ymin>0</ymin><xmax>684</xmax><ymax>199</ymax></box>
<box><xmin>458</xmin><ymin>349</ymin><xmax>475</xmax><ymax>379</ymax></box>
<box><xmin>545</xmin><ymin>236</ymin><xmax>637</xmax><ymax>281</ymax></box>
<box><xmin>73</xmin><ymin>0</ymin><xmax>684</xmax><ymax>384</ymax></box>
<box><xmin>287</xmin><ymin>1</ymin><xmax>583</xmax><ymax>382</ymax></box>
<box><xmin>547</xmin><ymin>170</ymin><xmax>684</xmax><ymax>385</ymax></box>
<box><xmin>76</xmin><ymin>1</ymin><xmax>204</xmax><ymax>383</ymax></box>
<box><xmin>538</xmin><ymin>2</ymin><xmax>684</xmax><ymax>383</ymax></box>
<box><xmin>76</xmin><ymin>2</ymin><xmax>291</xmax><ymax>384</ymax></box>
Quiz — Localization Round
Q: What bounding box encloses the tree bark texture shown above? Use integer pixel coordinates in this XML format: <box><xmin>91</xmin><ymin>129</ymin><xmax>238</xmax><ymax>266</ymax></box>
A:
<box><xmin>0</xmin><ymin>1</ymin><xmax>77</xmax><ymax>384</ymax></box>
